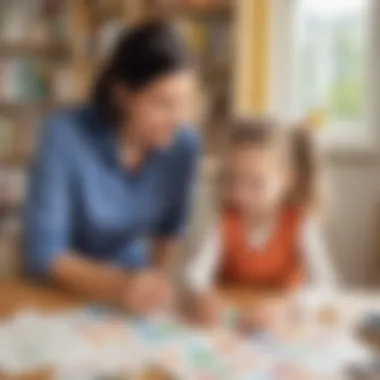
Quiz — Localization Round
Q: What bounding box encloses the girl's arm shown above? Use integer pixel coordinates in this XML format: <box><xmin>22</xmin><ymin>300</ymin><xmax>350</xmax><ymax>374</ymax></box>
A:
<box><xmin>182</xmin><ymin>222</ymin><xmax>226</xmax><ymax>326</ymax></box>
<box><xmin>184</xmin><ymin>221</ymin><xmax>222</xmax><ymax>292</ymax></box>
<box><xmin>299</xmin><ymin>215</ymin><xmax>338</xmax><ymax>289</ymax></box>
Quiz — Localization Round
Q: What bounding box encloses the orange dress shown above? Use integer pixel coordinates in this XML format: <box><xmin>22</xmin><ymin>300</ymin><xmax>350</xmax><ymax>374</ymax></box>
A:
<box><xmin>218</xmin><ymin>207</ymin><xmax>304</xmax><ymax>290</ymax></box>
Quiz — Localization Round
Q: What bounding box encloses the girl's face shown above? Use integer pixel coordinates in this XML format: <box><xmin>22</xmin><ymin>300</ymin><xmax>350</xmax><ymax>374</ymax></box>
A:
<box><xmin>115</xmin><ymin>69</ymin><xmax>195</xmax><ymax>149</ymax></box>
<box><xmin>225</xmin><ymin>144</ymin><xmax>293</xmax><ymax>219</ymax></box>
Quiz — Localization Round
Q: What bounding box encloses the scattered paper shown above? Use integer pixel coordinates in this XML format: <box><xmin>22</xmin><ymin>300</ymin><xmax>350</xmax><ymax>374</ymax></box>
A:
<box><xmin>0</xmin><ymin>302</ymin><xmax>372</xmax><ymax>379</ymax></box>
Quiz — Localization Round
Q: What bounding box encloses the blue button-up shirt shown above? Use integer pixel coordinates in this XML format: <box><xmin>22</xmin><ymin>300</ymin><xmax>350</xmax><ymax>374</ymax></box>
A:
<box><xmin>24</xmin><ymin>105</ymin><xmax>200</xmax><ymax>277</ymax></box>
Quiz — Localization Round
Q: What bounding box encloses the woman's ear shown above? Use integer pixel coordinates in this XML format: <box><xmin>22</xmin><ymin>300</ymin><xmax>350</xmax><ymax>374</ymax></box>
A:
<box><xmin>112</xmin><ymin>82</ymin><xmax>132</xmax><ymax>115</ymax></box>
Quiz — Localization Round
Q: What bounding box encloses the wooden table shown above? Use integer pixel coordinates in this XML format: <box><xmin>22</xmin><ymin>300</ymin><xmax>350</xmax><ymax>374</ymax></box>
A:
<box><xmin>0</xmin><ymin>280</ymin><xmax>378</xmax><ymax>379</ymax></box>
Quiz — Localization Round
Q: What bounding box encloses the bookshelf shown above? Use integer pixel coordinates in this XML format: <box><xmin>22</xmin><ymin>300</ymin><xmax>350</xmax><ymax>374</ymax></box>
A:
<box><xmin>0</xmin><ymin>0</ymin><xmax>237</xmax><ymax>278</ymax></box>
<box><xmin>0</xmin><ymin>0</ymin><xmax>78</xmax><ymax>277</ymax></box>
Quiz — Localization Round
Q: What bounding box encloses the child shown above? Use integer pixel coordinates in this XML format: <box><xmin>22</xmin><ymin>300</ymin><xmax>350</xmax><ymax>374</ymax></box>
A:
<box><xmin>183</xmin><ymin>117</ymin><xmax>337</xmax><ymax>326</ymax></box>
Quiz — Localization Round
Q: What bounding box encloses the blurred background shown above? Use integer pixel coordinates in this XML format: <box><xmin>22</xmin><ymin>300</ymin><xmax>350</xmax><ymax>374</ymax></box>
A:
<box><xmin>0</xmin><ymin>0</ymin><xmax>379</xmax><ymax>287</ymax></box>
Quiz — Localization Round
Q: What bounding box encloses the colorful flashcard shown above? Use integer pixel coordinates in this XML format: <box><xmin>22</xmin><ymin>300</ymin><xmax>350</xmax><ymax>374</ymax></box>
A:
<box><xmin>0</xmin><ymin>304</ymin><xmax>370</xmax><ymax>379</ymax></box>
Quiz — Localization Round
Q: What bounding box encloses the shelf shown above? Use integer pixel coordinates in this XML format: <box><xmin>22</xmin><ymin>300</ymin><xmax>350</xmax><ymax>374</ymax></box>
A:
<box><xmin>0</xmin><ymin>101</ymin><xmax>75</xmax><ymax>117</ymax></box>
<box><xmin>176</xmin><ymin>2</ymin><xmax>233</xmax><ymax>19</ymax></box>
<box><xmin>147</xmin><ymin>2</ymin><xmax>232</xmax><ymax>21</ymax></box>
<box><xmin>1</xmin><ymin>155</ymin><xmax>31</xmax><ymax>168</ymax></box>
<box><xmin>0</xmin><ymin>202</ymin><xmax>21</xmax><ymax>217</ymax></box>
<box><xmin>0</xmin><ymin>41</ymin><xmax>69</xmax><ymax>60</ymax></box>
<box><xmin>184</xmin><ymin>10</ymin><xmax>232</xmax><ymax>20</ymax></box>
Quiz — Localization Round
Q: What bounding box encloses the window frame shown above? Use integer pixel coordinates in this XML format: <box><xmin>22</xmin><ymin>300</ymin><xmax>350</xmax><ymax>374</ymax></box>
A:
<box><xmin>268</xmin><ymin>0</ymin><xmax>379</xmax><ymax>158</ymax></box>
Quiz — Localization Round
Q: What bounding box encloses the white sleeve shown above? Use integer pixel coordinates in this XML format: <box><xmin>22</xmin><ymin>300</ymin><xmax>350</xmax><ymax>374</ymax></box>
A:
<box><xmin>300</xmin><ymin>215</ymin><xmax>339</xmax><ymax>290</ymax></box>
<box><xmin>184</xmin><ymin>221</ymin><xmax>222</xmax><ymax>293</ymax></box>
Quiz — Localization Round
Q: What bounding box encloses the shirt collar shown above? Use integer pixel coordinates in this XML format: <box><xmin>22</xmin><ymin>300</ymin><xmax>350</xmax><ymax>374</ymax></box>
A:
<box><xmin>85</xmin><ymin>104</ymin><xmax>165</xmax><ymax>172</ymax></box>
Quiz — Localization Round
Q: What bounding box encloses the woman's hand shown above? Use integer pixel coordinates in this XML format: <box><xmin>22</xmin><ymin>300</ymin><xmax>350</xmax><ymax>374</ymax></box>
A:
<box><xmin>121</xmin><ymin>270</ymin><xmax>174</xmax><ymax>316</ymax></box>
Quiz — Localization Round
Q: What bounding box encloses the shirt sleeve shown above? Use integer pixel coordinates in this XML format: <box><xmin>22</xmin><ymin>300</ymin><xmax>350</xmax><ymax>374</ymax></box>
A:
<box><xmin>184</xmin><ymin>221</ymin><xmax>221</xmax><ymax>292</ymax></box>
<box><xmin>23</xmin><ymin>116</ymin><xmax>73</xmax><ymax>278</ymax></box>
<box><xmin>299</xmin><ymin>214</ymin><xmax>339</xmax><ymax>289</ymax></box>
<box><xmin>155</xmin><ymin>130</ymin><xmax>200</xmax><ymax>237</ymax></box>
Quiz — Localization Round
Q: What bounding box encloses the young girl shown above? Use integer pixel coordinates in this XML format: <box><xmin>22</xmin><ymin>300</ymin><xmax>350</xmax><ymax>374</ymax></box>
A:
<box><xmin>183</xmin><ymin>117</ymin><xmax>337</xmax><ymax>325</ymax></box>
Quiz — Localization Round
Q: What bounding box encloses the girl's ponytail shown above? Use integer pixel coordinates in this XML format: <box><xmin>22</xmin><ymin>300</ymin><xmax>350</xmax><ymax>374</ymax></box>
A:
<box><xmin>291</xmin><ymin>123</ymin><xmax>320</xmax><ymax>210</ymax></box>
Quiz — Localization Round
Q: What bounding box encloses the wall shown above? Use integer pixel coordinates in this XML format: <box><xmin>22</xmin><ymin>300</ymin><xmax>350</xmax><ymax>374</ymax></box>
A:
<box><xmin>328</xmin><ymin>0</ymin><xmax>380</xmax><ymax>286</ymax></box>
<box><xmin>326</xmin><ymin>163</ymin><xmax>380</xmax><ymax>286</ymax></box>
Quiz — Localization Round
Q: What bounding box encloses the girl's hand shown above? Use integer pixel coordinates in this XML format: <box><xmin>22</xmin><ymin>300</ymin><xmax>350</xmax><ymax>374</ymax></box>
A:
<box><xmin>238</xmin><ymin>301</ymin><xmax>274</xmax><ymax>334</ymax></box>
<box><xmin>122</xmin><ymin>270</ymin><xmax>174</xmax><ymax>316</ymax></box>
<box><xmin>238</xmin><ymin>297</ymin><xmax>295</xmax><ymax>334</ymax></box>
<box><xmin>184</xmin><ymin>291</ymin><xmax>225</xmax><ymax>327</ymax></box>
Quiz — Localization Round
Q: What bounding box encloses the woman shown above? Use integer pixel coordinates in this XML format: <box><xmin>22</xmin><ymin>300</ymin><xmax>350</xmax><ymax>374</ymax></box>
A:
<box><xmin>24</xmin><ymin>22</ymin><xmax>199</xmax><ymax>315</ymax></box>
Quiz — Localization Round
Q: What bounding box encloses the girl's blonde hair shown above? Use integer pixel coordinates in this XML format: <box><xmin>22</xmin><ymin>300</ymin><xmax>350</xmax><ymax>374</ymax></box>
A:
<box><xmin>225</xmin><ymin>116</ymin><xmax>320</xmax><ymax>210</ymax></box>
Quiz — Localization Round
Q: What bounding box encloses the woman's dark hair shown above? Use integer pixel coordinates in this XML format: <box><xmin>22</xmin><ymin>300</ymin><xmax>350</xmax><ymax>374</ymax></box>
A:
<box><xmin>92</xmin><ymin>21</ymin><xmax>192</xmax><ymax>122</ymax></box>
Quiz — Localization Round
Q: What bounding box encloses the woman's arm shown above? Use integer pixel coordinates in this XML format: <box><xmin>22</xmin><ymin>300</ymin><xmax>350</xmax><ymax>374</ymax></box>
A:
<box><xmin>51</xmin><ymin>254</ymin><xmax>127</xmax><ymax>304</ymax></box>
<box><xmin>24</xmin><ymin>115</ymin><xmax>74</xmax><ymax>278</ymax></box>
<box><xmin>24</xmin><ymin>116</ymin><xmax>127</xmax><ymax>305</ymax></box>
<box><xmin>51</xmin><ymin>254</ymin><xmax>172</xmax><ymax>314</ymax></box>
<box><xmin>153</xmin><ymin>129</ymin><xmax>200</xmax><ymax>271</ymax></box>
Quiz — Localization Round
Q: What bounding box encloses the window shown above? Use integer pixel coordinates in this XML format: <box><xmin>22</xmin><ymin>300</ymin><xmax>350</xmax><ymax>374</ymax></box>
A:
<box><xmin>271</xmin><ymin>0</ymin><xmax>375</xmax><ymax>149</ymax></box>
<box><xmin>295</xmin><ymin>0</ymin><xmax>370</xmax><ymax>143</ymax></box>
